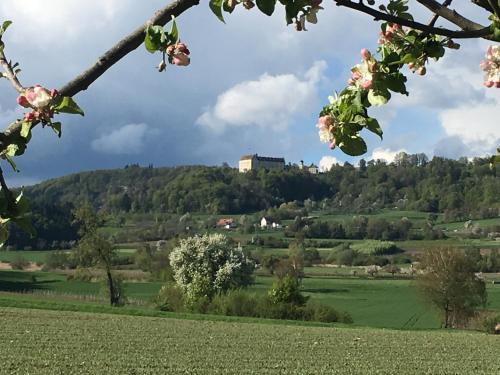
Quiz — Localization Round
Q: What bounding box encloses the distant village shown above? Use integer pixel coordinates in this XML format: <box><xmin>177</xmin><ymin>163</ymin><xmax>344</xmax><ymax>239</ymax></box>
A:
<box><xmin>238</xmin><ymin>153</ymin><xmax>318</xmax><ymax>174</ymax></box>
<box><xmin>216</xmin><ymin>217</ymin><xmax>282</xmax><ymax>231</ymax></box>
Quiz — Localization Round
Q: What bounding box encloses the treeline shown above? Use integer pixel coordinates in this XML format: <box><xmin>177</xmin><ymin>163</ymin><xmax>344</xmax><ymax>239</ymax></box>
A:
<box><xmin>286</xmin><ymin>216</ymin><xmax>445</xmax><ymax>241</ymax></box>
<box><xmin>25</xmin><ymin>154</ymin><xmax>498</xmax><ymax>218</ymax></box>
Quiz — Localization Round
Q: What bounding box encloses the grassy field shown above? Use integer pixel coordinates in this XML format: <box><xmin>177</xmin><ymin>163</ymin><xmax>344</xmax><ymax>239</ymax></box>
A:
<box><xmin>0</xmin><ymin>250</ymin><xmax>57</xmax><ymax>263</ymax></box>
<box><xmin>2</xmin><ymin>270</ymin><xmax>500</xmax><ymax>329</ymax></box>
<box><xmin>2</xmin><ymin>307</ymin><xmax>500</xmax><ymax>374</ymax></box>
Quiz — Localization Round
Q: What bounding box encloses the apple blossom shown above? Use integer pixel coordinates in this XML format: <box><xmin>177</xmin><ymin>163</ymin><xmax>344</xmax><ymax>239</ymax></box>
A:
<box><xmin>23</xmin><ymin>86</ymin><xmax>53</xmax><ymax>109</ymax></box>
<box><xmin>480</xmin><ymin>45</ymin><xmax>499</xmax><ymax>89</ymax></box>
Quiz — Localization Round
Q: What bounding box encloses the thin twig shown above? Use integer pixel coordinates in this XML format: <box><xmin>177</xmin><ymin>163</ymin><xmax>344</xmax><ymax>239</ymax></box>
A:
<box><xmin>0</xmin><ymin>48</ymin><xmax>25</xmax><ymax>93</ymax></box>
<box><xmin>428</xmin><ymin>0</ymin><xmax>453</xmax><ymax>28</ymax></box>
<box><xmin>334</xmin><ymin>0</ymin><xmax>491</xmax><ymax>39</ymax></box>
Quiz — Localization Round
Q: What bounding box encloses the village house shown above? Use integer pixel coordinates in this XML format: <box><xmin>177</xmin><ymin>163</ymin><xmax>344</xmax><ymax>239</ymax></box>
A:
<box><xmin>216</xmin><ymin>218</ymin><xmax>236</xmax><ymax>229</ymax></box>
<box><xmin>239</xmin><ymin>154</ymin><xmax>285</xmax><ymax>173</ymax></box>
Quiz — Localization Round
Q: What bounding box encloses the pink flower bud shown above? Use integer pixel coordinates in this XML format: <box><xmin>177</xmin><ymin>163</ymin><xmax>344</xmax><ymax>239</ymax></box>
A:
<box><xmin>166</xmin><ymin>45</ymin><xmax>175</xmax><ymax>55</ymax></box>
<box><xmin>496</xmin><ymin>81</ymin><xmax>500</xmax><ymax>88</ymax></box>
<box><xmin>329</xmin><ymin>140</ymin><xmax>336</xmax><ymax>150</ymax></box>
<box><xmin>50</xmin><ymin>89</ymin><xmax>58</xmax><ymax>98</ymax></box>
<box><xmin>416</xmin><ymin>67</ymin><xmax>426</xmax><ymax>76</ymax></box>
<box><xmin>172</xmin><ymin>52</ymin><xmax>190</xmax><ymax>66</ymax></box>
<box><xmin>361</xmin><ymin>80</ymin><xmax>372</xmax><ymax>90</ymax></box>
<box><xmin>23</xmin><ymin>112</ymin><xmax>35</xmax><ymax>121</ymax></box>
<box><xmin>17</xmin><ymin>95</ymin><xmax>30</xmax><ymax>108</ymax></box>
<box><xmin>360</xmin><ymin>48</ymin><xmax>371</xmax><ymax>60</ymax></box>
<box><xmin>351</xmin><ymin>71</ymin><xmax>361</xmax><ymax>80</ymax></box>
<box><xmin>483</xmin><ymin>80</ymin><xmax>494</xmax><ymax>88</ymax></box>
<box><xmin>347</xmin><ymin>78</ymin><xmax>355</xmax><ymax>85</ymax></box>
<box><xmin>318</xmin><ymin>115</ymin><xmax>332</xmax><ymax>127</ymax></box>
<box><xmin>176</xmin><ymin>42</ymin><xmax>190</xmax><ymax>55</ymax></box>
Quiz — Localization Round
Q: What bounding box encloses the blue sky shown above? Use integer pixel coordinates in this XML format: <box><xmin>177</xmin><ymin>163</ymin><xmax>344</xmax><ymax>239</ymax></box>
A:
<box><xmin>0</xmin><ymin>0</ymin><xmax>498</xmax><ymax>186</ymax></box>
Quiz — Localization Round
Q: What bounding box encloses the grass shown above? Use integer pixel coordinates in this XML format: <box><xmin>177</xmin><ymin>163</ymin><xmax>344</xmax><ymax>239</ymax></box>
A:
<box><xmin>1</xmin><ymin>269</ymin><xmax>499</xmax><ymax>329</ymax></box>
<box><xmin>2</xmin><ymin>307</ymin><xmax>500</xmax><ymax>374</ymax></box>
<box><xmin>0</xmin><ymin>250</ymin><xmax>59</xmax><ymax>263</ymax></box>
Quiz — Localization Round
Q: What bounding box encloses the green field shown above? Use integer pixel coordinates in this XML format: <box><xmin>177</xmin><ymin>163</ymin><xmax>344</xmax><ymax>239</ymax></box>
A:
<box><xmin>2</xmin><ymin>270</ymin><xmax>500</xmax><ymax>329</ymax></box>
<box><xmin>0</xmin><ymin>251</ymin><xmax>57</xmax><ymax>263</ymax></box>
<box><xmin>1</xmin><ymin>307</ymin><xmax>500</xmax><ymax>374</ymax></box>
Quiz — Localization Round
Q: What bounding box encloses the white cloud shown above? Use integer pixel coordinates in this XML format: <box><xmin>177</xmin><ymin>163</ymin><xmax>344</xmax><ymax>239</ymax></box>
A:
<box><xmin>319</xmin><ymin>155</ymin><xmax>341</xmax><ymax>172</ymax></box>
<box><xmin>438</xmin><ymin>101</ymin><xmax>500</xmax><ymax>155</ymax></box>
<box><xmin>196</xmin><ymin>61</ymin><xmax>327</xmax><ymax>132</ymax></box>
<box><xmin>370</xmin><ymin>147</ymin><xmax>407</xmax><ymax>163</ymax></box>
<box><xmin>0</xmin><ymin>0</ymin><xmax>128</xmax><ymax>43</ymax></box>
<box><xmin>91</xmin><ymin>123</ymin><xmax>153</xmax><ymax>155</ymax></box>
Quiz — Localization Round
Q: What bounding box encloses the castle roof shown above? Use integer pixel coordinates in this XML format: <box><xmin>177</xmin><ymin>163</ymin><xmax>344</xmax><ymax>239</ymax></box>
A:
<box><xmin>240</xmin><ymin>154</ymin><xmax>285</xmax><ymax>162</ymax></box>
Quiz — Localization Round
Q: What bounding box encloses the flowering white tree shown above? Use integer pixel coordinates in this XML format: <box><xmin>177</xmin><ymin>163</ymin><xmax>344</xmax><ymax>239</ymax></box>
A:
<box><xmin>169</xmin><ymin>234</ymin><xmax>255</xmax><ymax>303</ymax></box>
<box><xmin>0</xmin><ymin>0</ymin><xmax>498</xmax><ymax>243</ymax></box>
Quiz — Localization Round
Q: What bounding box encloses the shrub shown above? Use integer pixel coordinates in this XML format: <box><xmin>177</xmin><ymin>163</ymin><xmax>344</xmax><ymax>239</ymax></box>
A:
<box><xmin>68</xmin><ymin>267</ymin><xmax>93</xmax><ymax>282</ymax></box>
<box><xmin>209</xmin><ymin>289</ymin><xmax>260</xmax><ymax>317</ymax></box>
<box><xmin>155</xmin><ymin>283</ymin><xmax>185</xmax><ymax>312</ymax></box>
<box><xmin>169</xmin><ymin>234</ymin><xmax>255</xmax><ymax>304</ymax></box>
<box><xmin>268</xmin><ymin>275</ymin><xmax>308</xmax><ymax>306</ymax></box>
<box><xmin>10</xmin><ymin>255</ymin><xmax>29</xmax><ymax>270</ymax></box>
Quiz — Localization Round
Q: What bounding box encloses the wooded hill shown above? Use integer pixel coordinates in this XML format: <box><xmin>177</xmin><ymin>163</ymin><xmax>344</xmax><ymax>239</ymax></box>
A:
<box><xmin>6</xmin><ymin>154</ymin><xmax>498</xmax><ymax>249</ymax></box>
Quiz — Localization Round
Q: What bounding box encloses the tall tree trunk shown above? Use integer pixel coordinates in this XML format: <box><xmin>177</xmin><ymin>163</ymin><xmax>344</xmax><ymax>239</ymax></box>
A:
<box><xmin>105</xmin><ymin>266</ymin><xmax>118</xmax><ymax>306</ymax></box>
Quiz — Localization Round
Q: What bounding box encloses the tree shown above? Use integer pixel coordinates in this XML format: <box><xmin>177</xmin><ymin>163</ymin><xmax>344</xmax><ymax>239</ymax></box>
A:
<box><xmin>169</xmin><ymin>234</ymin><xmax>254</xmax><ymax>304</ymax></box>
<box><xmin>0</xmin><ymin>0</ymin><xmax>498</xmax><ymax>243</ymax></box>
<box><xmin>72</xmin><ymin>204</ymin><xmax>123</xmax><ymax>306</ymax></box>
<box><xmin>416</xmin><ymin>247</ymin><xmax>487</xmax><ymax>328</ymax></box>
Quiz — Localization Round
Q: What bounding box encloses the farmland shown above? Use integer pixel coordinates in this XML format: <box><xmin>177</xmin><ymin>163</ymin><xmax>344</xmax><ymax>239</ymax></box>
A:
<box><xmin>2</xmin><ymin>307</ymin><xmax>500</xmax><ymax>374</ymax></box>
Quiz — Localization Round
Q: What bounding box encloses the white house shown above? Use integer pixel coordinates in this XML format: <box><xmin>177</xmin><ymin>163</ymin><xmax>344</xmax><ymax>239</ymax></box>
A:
<box><xmin>260</xmin><ymin>217</ymin><xmax>268</xmax><ymax>228</ymax></box>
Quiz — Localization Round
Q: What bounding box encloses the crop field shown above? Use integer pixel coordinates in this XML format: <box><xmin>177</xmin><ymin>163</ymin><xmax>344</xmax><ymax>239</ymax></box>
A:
<box><xmin>1</xmin><ymin>307</ymin><xmax>500</xmax><ymax>374</ymax></box>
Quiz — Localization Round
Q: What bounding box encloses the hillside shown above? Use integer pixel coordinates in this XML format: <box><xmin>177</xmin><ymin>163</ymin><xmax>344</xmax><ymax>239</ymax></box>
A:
<box><xmin>3</xmin><ymin>307</ymin><xmax>500</xmax><ymax>374</ymax></box>
<box><xmin>6</xmin><ymin>155</ymin><xmax>498</xmax><ymax>249</ymax></box>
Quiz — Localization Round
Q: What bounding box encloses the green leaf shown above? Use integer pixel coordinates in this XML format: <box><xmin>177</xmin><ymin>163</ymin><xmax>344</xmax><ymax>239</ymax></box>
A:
<box><xmin>20</xmin><ymin>121</ymin><xmax>32</xmax><ymax>139</ymax></box>
<box><xmin>53</xmin><ymin>96</ymin><xmax>84</xmax><ymax>116</ymax></box>
<box><xmin>144</xmin><ymin>25</ymin><xmax>165</xmax><ymax>53</ymax></box>
<box><xmin>367</xmin><ymin>89</ymin><xmax>390</xmax><ymax>106</ymax></box>
<box><xmin>339</xmin><ymin>136</ymin><xmax>367</xmax><ymax>156</ymax></box>
<box><xmin>256</xmin><ymin>0</ymin><xmax>276</xmax><ymax>16</ymax></box>
<box><xmin>4</xmin><ymin>155</ymin><xmax>18</xmax><ymax>172</ymax></box>
<box><xmin>385</xmin><ymin>73</ymin><xmax>408</xmax><ymax>95</ymax></box>
<box><xmin>0</xmin><ymin>20</ymin><xmax>12</xmax><ymax>35</ymax></box>
<box><xmin>209</xmin><ymin>0</ymin><xmax>225</xmax><ymax>23</ymax></box>
<box><xmin>169</xmin><ymin>16</ymin><xmax>179</xmax><ymax>43</ymax></box>
<box><xmin>0</xmin><ymin>224</ymin><xmax>8</xmax><ymax>247</ymax></box>
<box><xmin>6</xmin><ymin>142</ymin><xmax>25</xmax><ymax>157</ymax></box>
<box><xmin>15</xmin><ymin>191</ymin><xmax>29</xmax><ymax>215</ymax></box>
<box><xmin>366</xmin><ymin>118</ymin><xmax>383</xmax><ymax>139</ymax></box>
<box><xmin>50</xmin><ymin>122</ymin><xmax>62</xmax><ymax>138</ymax></box>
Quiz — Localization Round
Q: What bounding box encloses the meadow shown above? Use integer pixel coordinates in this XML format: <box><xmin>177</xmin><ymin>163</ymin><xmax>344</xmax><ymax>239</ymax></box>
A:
<box><xmin>2</xmin><ymin>307</ymin><xmax>500</xmax><ymax>375</ymax></box>
<box><xmin>1</xmin><ymin>269</ymin><xmax>500</xmax><ymax>329</ymax></box>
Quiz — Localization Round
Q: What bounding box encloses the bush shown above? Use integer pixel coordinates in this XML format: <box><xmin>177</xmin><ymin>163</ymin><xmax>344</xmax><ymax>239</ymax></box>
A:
<box><xmin>268</xmin><ymin>275</ymin><xmax>308</xmax><ymax>306</ymax></box>
<box><xmin>209</xmin><ymin>289</ymin><xmax>260</xmax><ymax>317</ymax></box>
<box><xmin>67</xmin><ymin>267</ymin><xmax>93</xmax><ymax>282</ymax></box>
<box><xmin>475</xmin><ymin>312</ymin><xmax>500</xmax><ymax>334</ymax></box>
<box><xmin>155</xmin><ymin>283</ymin><xmax>185</xmax><ymax>312</ymax></box>
<box><xmin>10</xmin><ymin>255</ymin><xmax>29</xmax><ymax>270</ymax></box>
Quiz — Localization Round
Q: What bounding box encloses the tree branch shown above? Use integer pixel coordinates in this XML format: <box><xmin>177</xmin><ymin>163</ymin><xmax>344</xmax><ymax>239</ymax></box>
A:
<box><xmin>59</xmin><ymin>0</ymin><xmax>200</xmax><ymax>97</ymax></box>
<box><xmin>416</xmin><ymin>0</ymin><xmax>487</xmax><ymax>31</ymax></box>
<box><xmin>334</xmin><ymin>0</ymin><xmax>492</xmax><ymax>39</ymax></box>
<box><xmin>428</xmin><ymin>0</ymin><xmax>454</xmax><ymax>28</ymax></box>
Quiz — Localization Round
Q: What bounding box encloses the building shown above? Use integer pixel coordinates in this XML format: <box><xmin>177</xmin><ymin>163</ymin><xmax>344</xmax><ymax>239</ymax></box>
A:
<box><xmin>299</xmin><ymin>160</ymin><xmax>319</xmax><ymax>174</ymax></box>
<box><xmin>260</xmin><ymin>217</ymin><xmax>268</xmax><ymax>228</ymax></box>
<box><xmin>216</xmin><ymin>218</ymin><xmax>236</xmax><ymax>229</ymax></box>
<box><xmin>239</xmin><ymin>154</ymin><xmax>285</xmax><ymax>173</ymax></box>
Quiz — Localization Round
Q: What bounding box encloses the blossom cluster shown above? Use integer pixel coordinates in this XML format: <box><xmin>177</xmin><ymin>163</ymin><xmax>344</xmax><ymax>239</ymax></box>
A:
<box><xmin>378</xmin><ymin>23</ymin><xmax>428</xmax><ymax>75</ymax></box>
<box><xmin>480</xmin><ymin>45</ymin><xmax>500</xmax><ymax>88</ymax></box>
<box><xmin>348</xmin><ymin>49</ymin><xmax>377</xmax><ymax>90</ymax></box>
<box><xmin>158</xmin><ymin>42</ymin><xmax>191</xmax><ymax>71</ymax></box>
<box><xmin>16</xmin><ymin>85</ymin><xmax>58</xmax><ymax>123</ymax></box>
<box><xmin>316</xmin><ymin>113</ymin><xmax>337</xmax><ymax>150</ymax></box>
